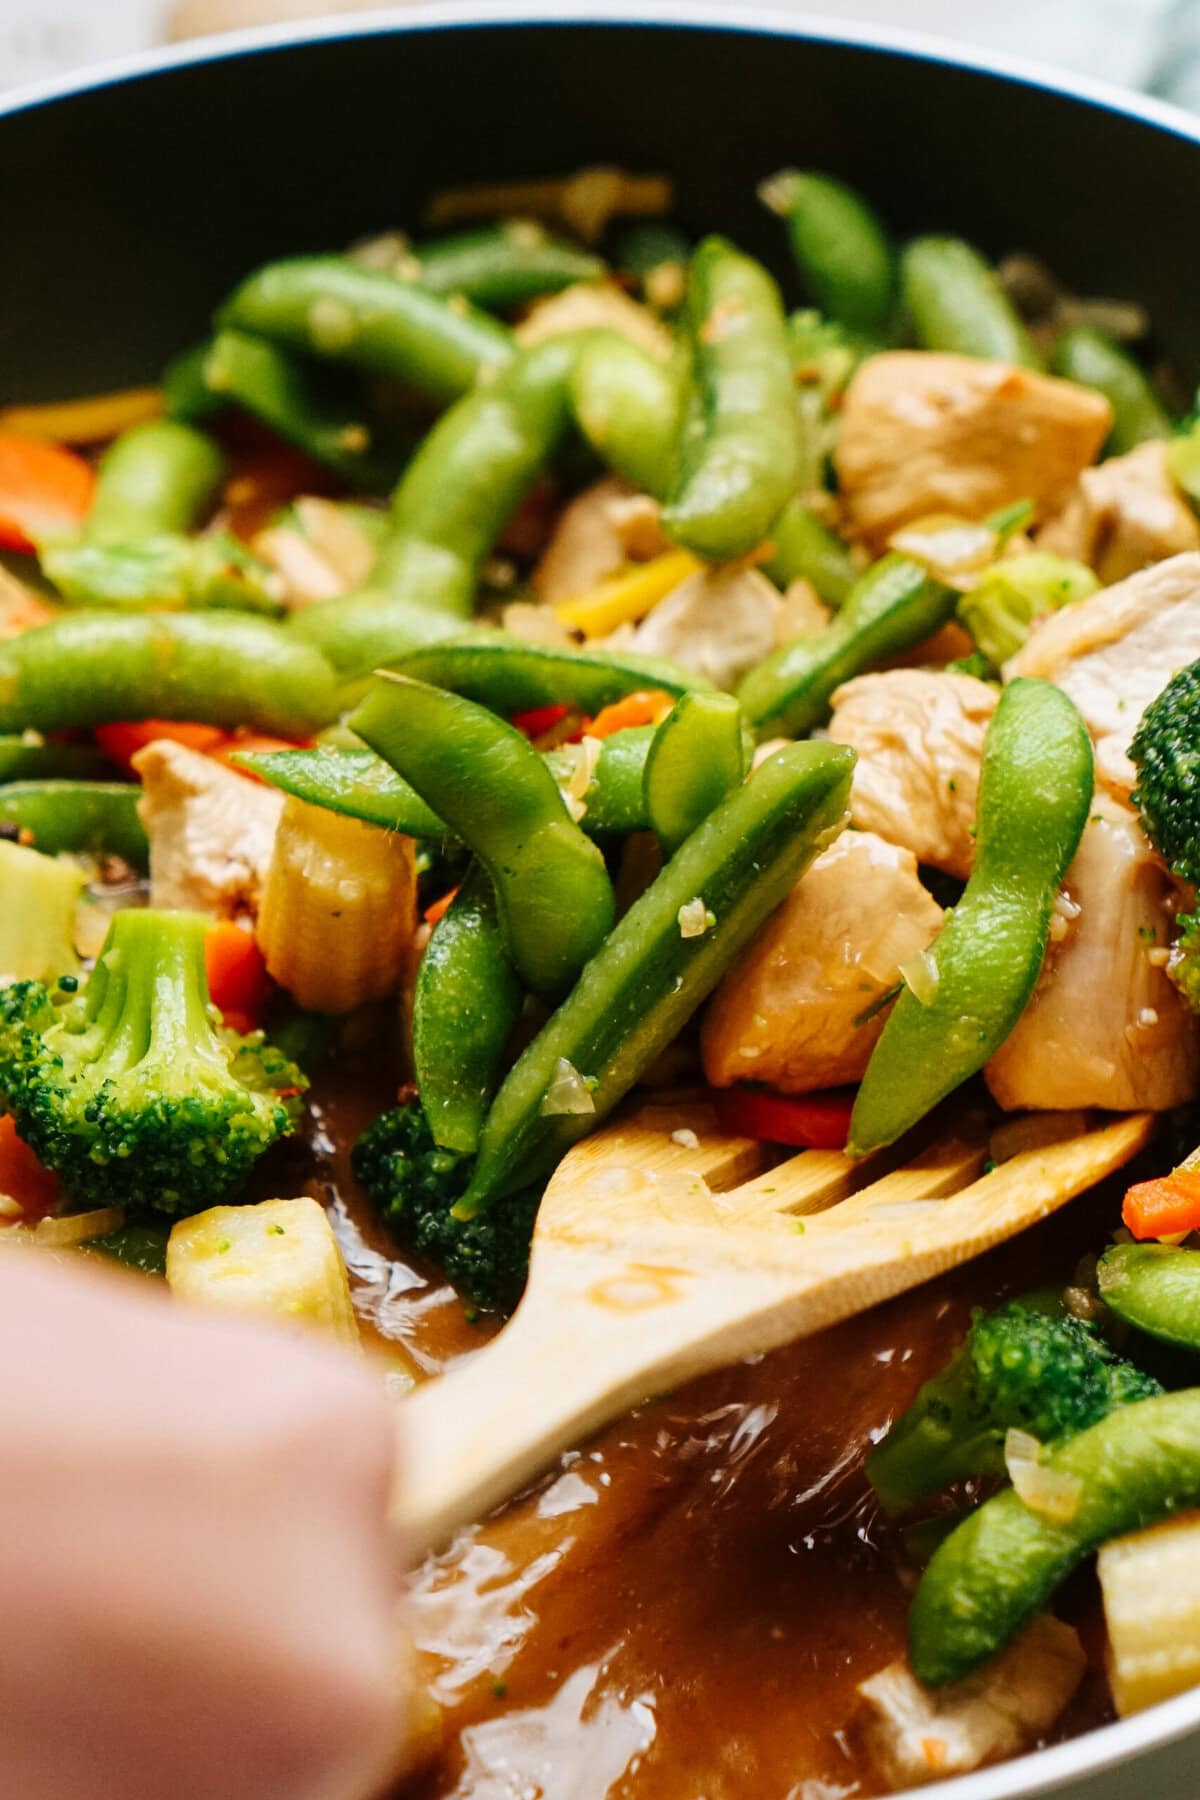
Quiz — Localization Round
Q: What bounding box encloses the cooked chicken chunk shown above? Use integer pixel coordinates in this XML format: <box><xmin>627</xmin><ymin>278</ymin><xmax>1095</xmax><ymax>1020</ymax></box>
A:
<box><xmin>133</xmin><ymin>739</ymin><xmax>284</xmax><ymax>919</ymax></box>
<box><xmin>827</xmin><ymin>670</ymin><xmax>998</xmax><ymax>879</ymax></box>
<box><xmin>1006</xmin><ymin>550</ymin><xmax>1200</xmax><ymax>794</ymax></box>
<box><xmin>1038</xmin><ymin>440</ymin><xmax>1200</xmax><ymax>585</ymax></box>
<box><xmin>986</xmin><ymin>793</ymin><xmax>1197</xmax><ymax>1112</ymax></box>
<box><xmin>625</xmin><ymin>564</ymin><xmax>789</xmax><ymax>691</ymax></box>
<box><xmin>702</xmin><ymin>830</ymin><xmax>943</xmax><ymax>1093</ymax></box>
<box><xmin>857</xmin><ymin>1616</ymin><xmax>1085</xmax><ymax>1791</ymax></box>
<box><xmin>532</xmin><ymin>476</ymin><xmax>667</xmax><ymax>604</ymax></box>
<box><xmin>836</xmin><ymin>352</ymin><xmax>1111</xmax><ymax>549</ymax></box>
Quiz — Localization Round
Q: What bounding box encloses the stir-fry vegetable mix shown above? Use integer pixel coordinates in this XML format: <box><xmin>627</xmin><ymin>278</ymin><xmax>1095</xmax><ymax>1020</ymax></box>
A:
<box><xmin>8</xmin><ymin>162</ymin><xmax>1200</xmax><ymax>1784</ymax></box>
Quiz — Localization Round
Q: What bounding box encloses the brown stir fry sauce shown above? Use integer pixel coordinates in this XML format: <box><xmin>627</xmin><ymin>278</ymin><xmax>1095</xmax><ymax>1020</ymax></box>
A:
<box><xmin>301</xmin><ymin>1045</ymin><xmax>1116</xmax><ymax>1799</ymax></box>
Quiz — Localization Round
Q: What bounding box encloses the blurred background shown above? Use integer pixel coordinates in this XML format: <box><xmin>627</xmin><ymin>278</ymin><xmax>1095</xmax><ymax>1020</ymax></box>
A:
<box><xmin>2</xmin><ymin>0</ymin><xmax>1200</xmax><ymax>105</ymax></box>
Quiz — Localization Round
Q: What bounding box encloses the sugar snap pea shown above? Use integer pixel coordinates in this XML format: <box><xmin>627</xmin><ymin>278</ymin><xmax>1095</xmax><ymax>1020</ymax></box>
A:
<box><xmin>761</xmin><ymin>170</ymin><xmax>896</xmax><ymax>337</ymax></box>
<box><xmin>848</xmin><ymin>678</ymin><xmax>1094</xmax><ymax>1155</ymax></box>
<box><xmin>458</xmin><ymin>741</ymin><xmax>855</xmax><ymax>1213</ymax></box>
<box><xmin>762</xmin><ymin>497</ymin><xmax>857</xmax><ymax>607</ymax></box>
<box><xmin>412</xmin><ymin>221</ymin><xmax>605</xmax><ymax>308</ymax></box>
<box><xmin>87</xmin><ymin>421</ymin><xmax>226</xmax><ymax>544</ymax></box>
<box><xmin>162</xmin><ymin>342</ymin><xmax>223</xmax><ymax>423</ymax></box>
<box><xmin>662</xmin><ymin>237</ymin><xmax>802</xmax><ymax>561</ymax></box>
<box><xmin>1050</xmin><ymin>324</ymin><xmax>1171</xmax><ymax>454</ymax></box>
<box><xmin>414</xmin><ymin>866</ymin><xmax>524</xmax><ymax>1154</ymax></box>
<box><xmin>910</xmin><ymin>1390</ymin><xmax>1200</xmax><ymax>1685</ymax></box>
<box><xmin>1098</xmin><ymin>1242</ymin><xmax>1200</xmax><ymax>1350</ymax></box>
<box><xmin>286</xmin><ymin>588</ymin><xmax>460</xmax><ymax>679</ymax></box>
<box><xmin>219</xmin><ymin>257</ymin><xmax>514</xmax><ymax>405</ymax></box>
<box><xmin>0</xmin><ymin>612</ymin><xmax>338</xmax><ymax>737</ymax></box>
<box><xmin>901</xmin><ymin>237</ymin><xmax>1043</xmax><ymax>368</ymax></box>
<box><xmin>389</xmin><ymin>631</ymin><xmax>709</xmax><ymax>716</ymax></box>
<box><xmin>644</xmin><ymin>691</ymin><xmax>746</xmax><ymax>855</ymax></box>
<box><xmin>0</xmin><ymin>780</ymin><xmax>148</xmax><ymax>868</ymax></box>
<box><xmin>569</xmin><ymin>333</ymin><xmax>685</xmax><ymax>498</ymax></box>
<box><xmin>42</xmin><ymin>532</ymin><xmax>284</xmax><ymax>616</ymax></box>
<box><xmin>738</xmin><ymin>553</ymin><xmax>957</xmax><ymax>738</ymax></box>
<box><xmin>351</xmin><ymin>676</ymin><xmax>614</xmax><ymax>1004</ymax></box>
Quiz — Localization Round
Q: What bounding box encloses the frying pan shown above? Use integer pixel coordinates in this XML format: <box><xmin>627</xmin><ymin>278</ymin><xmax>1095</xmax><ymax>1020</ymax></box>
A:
<box><xmin>2</xmin><ymin>6</ymin><xmax>1200</xmax><ymax>1794</ymax></box>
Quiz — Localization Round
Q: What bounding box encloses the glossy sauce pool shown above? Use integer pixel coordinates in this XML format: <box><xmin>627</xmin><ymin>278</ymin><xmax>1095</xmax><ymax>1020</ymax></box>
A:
<box><xmin>302</xmin><ymin>1053</ymin><xmax>1117</xmax><ymax>1800</ymax></box>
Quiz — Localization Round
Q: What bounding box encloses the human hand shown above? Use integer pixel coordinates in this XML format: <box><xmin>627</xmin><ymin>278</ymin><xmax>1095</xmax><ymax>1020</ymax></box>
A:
<box><xmin>0</xmin><ymin>1251</ymin><xmax>401</xmax><ymax>1800</ymax></box>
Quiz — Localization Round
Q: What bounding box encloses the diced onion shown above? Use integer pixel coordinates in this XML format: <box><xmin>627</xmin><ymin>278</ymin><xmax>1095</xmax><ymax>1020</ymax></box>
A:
<box><xmin>671</xmin><ymin>1128</ymin><xmax>701</xmax><ymax>1150</ymax></box>
<box><xmin>31</xmin><ymin>1206</ymin><xmax>125</xmax><ymax>1248</ymax></box>
<box><xmin>1005</xmin><ymin>1428</ymin><xmax>1083</xmax><ymax>1524</ymax></box>
<box><xmin>541</xmin><ymin>1057</ymin><xmax>596</xmax><ymax>1117</ymax></box>
<box><xmin>898</xmin><ymin>947</ymin><xmax>940</xmax><ymax>1006</ymax></box>
<box><xmin>561</xmin><ymin>735</ymin><xmax>602</xmax><ymax>823</ymax></box>
<box><xmin>678</xmin><ymin>898</ymin><xmax>715</xmax><ymax>940</ymax></box>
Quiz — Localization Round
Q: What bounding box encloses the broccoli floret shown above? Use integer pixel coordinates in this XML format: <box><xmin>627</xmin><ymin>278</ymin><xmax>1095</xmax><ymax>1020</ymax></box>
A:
<box><xmin>353</xmin><ymin>1104</ymin><xmax>537</xmax><ymax>1316</ymax></box>
<box><xmin>1132</xmin><ymin>660</ymin><xmax>1200</xmax><ymax>885</ymax></box>
<box><xmin>0</xmin><ymin>838</ymin><xmax>83</xmax><ymax>986</ymax></box>
<box><xmin>867</xmin><ymin>1297</ymin><xmax>1162</xmax><ymax>1517</ymax></box>
<box><xmin>0</xmin><ymin>908</ymin><xmax>305</xmax><ymax>1216</ymax></box>
<box><xmin>956</xmin><ymin>554</ymin><xmax>1098</xmax><ymax>670</ymax></box>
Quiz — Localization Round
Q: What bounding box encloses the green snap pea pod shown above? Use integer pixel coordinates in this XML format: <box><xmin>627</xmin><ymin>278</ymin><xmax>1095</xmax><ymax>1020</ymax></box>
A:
<box><xmin>351</xmin><ymin>676</ymin><xmax>614</xmax><ymax>1004</ymax></box>
<box><xmin>760</xmin><ymin>170</ymin><xmax>896</xmax><ymax>337</ymax></box>
<box><xmin>738</xmin><ymin>553</ymin><xmax>957</xmax><ymax>739</ymax></box>
<box><xmin>1050</xmin><ymin>324</ymin><xmax>1171</xmax><ymax>454</ymax></box>
<box><xmin>219</xmin><ymin>257</ymin><xmax>514</xmax><ymax>406</ymax></box>
<box><xmin>1098</xmin><ymin>1243</ymin><xmax>1200</xmax><ymax>1350</ymax></box>
<box><xmin>203</xmin><ymin>330</ymin><xmax>407</xmax><ymax>493</ymax></box>
<box><xmin>459</xmin><ymin>740</ymin><xmax>854</xmax><ymax>1213</ymax></box>
<box><xmin>0</xmin><ymin>613</ymin><xmax>338</xmax><ymax>737</ymax></box>
<box><xmin>240</xmin><ymin>727</ymin><xmax>657</xmax><ymax>841</ymax></box>
<box><xmin>910</xmin><ymin>1390</ymin><xmax>1200</xmax><ymax>1686</ymax></box>
<box><xmin>162</xmin><ymin>342</ymin><xmax>223</xmax><ymax>423</ymax></box>
<box><xmin>662</xmin><ymin>237</ymin><xmax>802</xmax><ymax>561</ymax></box>
<box><xmin>286</xmin><ymin>588</ymin><xmax>460</xmax><ymax>679</ymax></box>
<box><xmin>569</xmin><ymin>333</ymin><xmax>685</xmax><ymax>498</ymax></box>
<box><xmin>644</xmin><ymin>691</ymin><xmax>746</xmax><ymax>855</ymax></box>
<box><xmin>391</xmin><ymin>630</ymin><xmax>710</xmax><ymax>716</ymax></box>
<box><xmin>0</xmin><ymin>781</ymin><xmax>148</xmax><ymax>868</ymax></box>
<box><xmin>762</xmin><ymin>497</ymin><xmax>857</xmax><ymax>607</ymax></box>
<box><xmin>413</xmin><ymin>866</ymin><xmax>524</xmax><ymax>1154</ymax></box>
<box><xmin>901</xmin><ymin>237</ymin><xmax>1043</xmax><ymax>368</ymax></box>
<box><xmin>42</xmin><ymin>532</ymin><xmax>284</xmax><ymax>616</ymax></box>
<box><xmin>848</xmin><ymin>678</ymin><xmax>1094</xmax><ymax>1156</ymax></box>
<box><xmin>0</xmin><ymin>737</ymin><xmax>111</xmax><ymax>783</ymax></box>
<box><xmin>412</xmin><ymin>222</ymin><xmax>604</xmax><ymax>308</ymax></box>
<box><xmin>85</xmin><ymin>421</ymin><xmax>226</xmax><ymax>545</ymax></box>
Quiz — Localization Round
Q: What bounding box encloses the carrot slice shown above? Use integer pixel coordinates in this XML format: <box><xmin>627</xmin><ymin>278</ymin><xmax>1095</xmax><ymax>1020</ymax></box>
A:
<box><xmin>95</xmin><ymin>719</ymin><xmax>227</xmax><ymax>775</ymax></box>
<box><xmin>589</xmin><ymin>689</ymin><xmax>675</xmax><ymax>739</ymax></box>
<box><xmin>1123</xmin><ymin>1171</ymin><xmax>1200</xmax><ymax>1240</ymax></box>
<box><xmin>0</xmin><ymin>432</ymin><xmax>96</xmax><ymax>553</ymax></box>
<box><xmin>713</xmin><ymin>1085</ymin><xmax>856</xmax><ymax>1150</ymax></box>
<box><xmin>205</xmin><ymin>921</ymin><xmax>271</xmax><ymax>1029</ymax></box>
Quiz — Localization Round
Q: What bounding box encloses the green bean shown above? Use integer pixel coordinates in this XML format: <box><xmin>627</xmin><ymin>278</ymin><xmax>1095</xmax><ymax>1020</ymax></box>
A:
<box><xmin>738</xmin><ymin>554</ymin><xmax>957</xmax><ymax>739</ymax></box>
<box><xmin>162</xmin><ymin>342</ymin><xmax>223</xmax><ymax>423</ymax></box>
<box><xmin>219</xmin><ymin>257</ymin><xmax>514</xmax><ymax>405</ymax></box>
<box><xmin>413</xmin><ymin>866</ymin><xmax>524</xmax><ymax>1154</ymax></box>
<box><xmin>848</xmin><ymin>678</ymin><xmax>1094</xmax><ymax>1156</ymax></box>
<box><xmin>413</xmin><ymin>222</ymin><xmax>604</xmax><ymax>308</ymax></box>
<box><xmin>0</xmin><ymin>613</ymin><xmax>338</xmax><ymax>737</ymax></box>
<box><xmin>662</xmin><ymin>237</ymin><xmax>802</xmax><ymax>561</ymax></box>
<box><xmin>1050</xmin><ymin>324</ymin><xmax>1171</xmax><ymax>454</ymax></box>
<box><xmin>351</xmin><ymin>676</ymin><xmax>614</xmax><ymax>1004</ymax></box>
<box><xmin>901</xmin><ymin>237</ymin><xmax>1042</xmax><ymax>367</ymax></box>
<box><xmin>910</xmin><ymin>1390</ymin><xmax>1200</xmax><ymax>1685</ymax></box>
<box><xmin>762</xmin><ymin>498</ymin><xmax>857</xmax><ymax>607</ymax></box>
<box><xmin>0</xmin><ymin>737</ymin><xmax>111</xmax><ymax>783</ymax></box>
<box><xmin>458</xmin><ymin>740</ymin><xmax>854</xmax><ymax>1213</ymax></box>
<box><xmin>760</xmin><ymin>170</ymin><xmax>896</xmax><ymax>337</ymax></box>
<box><xmin>569</xmin><ymin>333</ymin><xmax>685</xmax><ymax>498</ymax></box>
<box><xmin>203</xmin><ymin>330</ymin><xmax>407</xmax><ymax>493</ymax></box>
<box><xmin>1099</xmin><ymin>1243</ymin><xmax>1200</xmax><ymax>1350</ymax></box>
<box><xmin>87</xmin><ymin>421</ymin><xmax>226</xmax><ymax>544</ymax></box>
<box><xmin>42</xmin><ymin>532</ymin><xmax>284</xmax><ymax>616</ymax></box>
<box><xmin>644</xmin><ymin>691</ymin><xmax>746</xmax><ymax>855</ymax></box>
<box><xmin>389</xmin><ymin>630</ymin><xmax>711</xmax><ymax>716</ymax></box>
<box><xmin>0</xmin><ymin>781</ymin><xmax>148</xmax><ymax>868</ymax></box>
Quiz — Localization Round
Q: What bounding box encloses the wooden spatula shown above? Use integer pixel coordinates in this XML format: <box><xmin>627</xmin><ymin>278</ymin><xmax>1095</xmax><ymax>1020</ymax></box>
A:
<box><xmin>393</xmin><ymin>1102</ymin><xmax>1153</xmax><ymax>1555</ymax></box>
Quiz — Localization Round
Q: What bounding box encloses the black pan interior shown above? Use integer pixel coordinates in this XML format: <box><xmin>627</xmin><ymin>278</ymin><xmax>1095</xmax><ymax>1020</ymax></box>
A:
<box><xmin>2</xmin><ymin>16</ymin><xmax>1199</xmax><ymax>400</ymax></box>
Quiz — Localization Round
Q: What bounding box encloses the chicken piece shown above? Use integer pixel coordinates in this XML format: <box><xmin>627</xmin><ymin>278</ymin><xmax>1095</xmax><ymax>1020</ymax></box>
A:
<box><xmin>515</xmin><ymin>281</ymin><xmax>672</xmax><ymax>360</ymax></box>
<box><xmin>986</xmin><ymin>792</ymin><xmax>1198</xmax><ymax>1113</ymax></box>
<box><xmin>1038</xmin><ymin>440</ymin><xmax>1200</xmax><ymax>585</ymax></box>
<box><xmin>532</xmin><ymin>476</ymin><xmax>667</xmax><ymax>605</ymax></box>
<box><xmin>133</xmin><ymin>739</ymin><xmax>284</xmax><ymax>919</ymax></box>
<box><xmin>701</xmin><ymin>830</ymin><xmax>943</xmax><ymax>1094</ymax></box>
<box><xmin>827</xmin><ymin>670</ymin><xmax>999</xmax><ymax>879</ymax></box>
<box><xmin>625</xmin><ymin>564</ymin><xmax>787</xmax><ymax>691</ymax></box>
<box><xmin>1006</xmin><ymin>550</ymin><xmax>1200</xmax><ymax>795</ymax></box>
<box><xmin>836</xmin><ymin>352</ymin><xmax>1111</xmax><ymax>549</ymax></box>
<box><xmin>857</xmin><ymin>1616</ymin><xmax>1085</xmax><ymax>1791</ymax></box>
